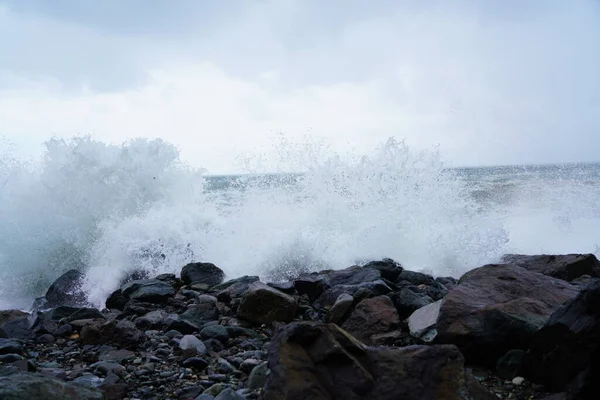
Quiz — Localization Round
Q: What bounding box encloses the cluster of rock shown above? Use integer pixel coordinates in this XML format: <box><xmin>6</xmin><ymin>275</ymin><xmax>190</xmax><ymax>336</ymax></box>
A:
<box><xmin>1</xmin><ymin>254</ymin><xmax>599</xmax><ymax>399</ymax></box>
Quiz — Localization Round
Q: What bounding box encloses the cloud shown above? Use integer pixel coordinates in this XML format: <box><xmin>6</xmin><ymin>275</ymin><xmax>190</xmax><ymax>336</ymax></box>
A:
<box><xmin>0</xmin><ymin>0</ymin><xmax>599</xmax><ymax>173</ymax></box>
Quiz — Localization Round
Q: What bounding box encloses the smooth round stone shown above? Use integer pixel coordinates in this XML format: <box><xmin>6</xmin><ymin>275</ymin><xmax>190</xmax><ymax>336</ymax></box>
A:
<box><xmin>182</xmin><ymin>357</ymin><xmax>209</xmax><ymax>370</ymax></box>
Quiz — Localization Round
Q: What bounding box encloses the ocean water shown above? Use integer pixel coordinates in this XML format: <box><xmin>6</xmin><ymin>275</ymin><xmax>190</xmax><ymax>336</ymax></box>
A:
<box><xmin>0</xmin><ymin>136</ymin><xmax>598</xmax><ymax>309</ymax></box>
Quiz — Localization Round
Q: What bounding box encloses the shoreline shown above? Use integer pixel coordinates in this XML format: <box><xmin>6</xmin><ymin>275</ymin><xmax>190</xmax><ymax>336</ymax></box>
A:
<box><xmin>1</xmin><ymin>254</ymin><xmax>599</xmax><ymax>399</ymax></box>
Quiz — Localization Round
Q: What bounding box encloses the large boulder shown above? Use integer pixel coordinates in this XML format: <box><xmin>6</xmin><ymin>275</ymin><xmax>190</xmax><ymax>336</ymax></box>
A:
<box><xmin>501</xmin><ymin>254</ymin><xmax>600</xmax><ymax>282</ymax></box>
<box><xmin>362</xmin><ymin>259</ymin><xmax>403</xmax><ymax>281</ymax></box>
<box><xmin>180</xmin><ymin>262</ymin><xmax>225</xmax><ymax>287</ymax></box>
<box><xmin>341</xmin><ymin>295</ymin><xmax>399</xmax><ymax>345</ymax></box>
<box><xmin>213</xmin><ymin>276</ymin><xmax>260</xmax><ymax>303</ymax></box>
<box><xmin>314</xmin><ymin>280</ymin><xmax>392</xmax><ymax>310</ymax></box>
<box><xmin>322</xmin><ymin>265</ymin><xmax>382</xmax><ymax>286</ymax></box>
<box><xmin>435</xmin><ymin>264</ymin><xmax>580</xmax><ymax>366</ymax></box>
<box><xmin>523</xmin><ymin>279</ymin><xmax>600</xmax><ymax>398</ymax></box>
<box><xmin>264</xmin><ymin>322</ymin><xmax>490</xmax><ymax>400</ymax></box>
<box><xmin>120</xmin><ymin>279</ymin><xmax>175</xmax><ymax>303</ymax></box>
<box><xmin>80</xmin><ymin>319</ymin><xmax>143</xmax><ymax>349</ymax></box>
<box><xmin>237</xmin><ymin>283</ymin><xmax>298</xmax><ymax>325</ymax></box>
<box><xmin>45</xmin><ymin>269</ymin><xmax>88</xmax><ymax>308</ymax></box>
<box><xmin>0</xmin><ymin>372</ymin><xmax>106</xmax><ymax>399</ymax></box>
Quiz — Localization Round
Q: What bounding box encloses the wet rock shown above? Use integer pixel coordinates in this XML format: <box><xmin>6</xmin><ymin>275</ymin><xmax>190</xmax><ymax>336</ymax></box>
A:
<box><xmin>436</xmin><ymin>277</ymin><xmax>458</xmax><ymax>290</ymax></box>
<box><xmin>237</xmin><ymin>283</ymin><xmax>298</xmax><ymax>325</ymax></box>
<box><xmin>213</xmin><ymin>276</ymin><xmax>260</xmax><ymax>303</ymax></box>
<box><xmin>496</xmin><ymin>349</ymin><xmax>525</xmax><ymax>379</ymax></box>
<box><xmin>178</xmin><ymin>296</ymin><xmax>220</xmax><ymax>327</ymax></box>
<box><xmin>397</xmin><ymin>270</ymin><xmax>435</xmax><ymax>286</ymax></box>
<box><xmin>266</xmin><ymin>281</ymin><xmax>295</xmax><ymax>294</ymax></box>
<box><xmin>247</xmin><ymin>362</ymin><xmax>268</xmax><ymax>390</ymax></box>
<box><xmin>408</xmin><ymin>300</ymin><xmax>442</xmax><ymax>342</ymax></box>
<box><xmin>200</xmin><ymin>325</ymin><xmax>229</xmax><ymax>343</ymax></box>
<box><xmin>523</xmin><ymin>279</ymin><xmax>600</xmax><ymax>397</ymax></box>
<box><xmin>99</xmin><ymin>349</ymin><xmax>135</xmax><ymax>363</ymax></box>
<box><xmin>314</xmin><ymin>280</ymin><xmax>392</xmax><ymax>310</ymax></box>
<box><xmin>327</xmin><ymin>293</ymin><xmax>354</xmax><ymax>324</ymax></box>
<box><xmin>0</xmin><ymin>353</ymin><xmax>24</xmax><ymax>363</ymax></box>
<box><xmin>341</xmin><ymin>295</ymin><xmax>399</xmax><ymax>345</ymax></box>
<box><xmin>0</xmin><ymin>372</ymin><xmax>105</xmax><ymax>399</ymax></box>
<box><xmin>323</xmin><ymin>265</ymin><xmax>381</xmax><ymax>286</ymax></box>
<box><xmin>133</xmin><ymin>310</ymin><xmax>169</xmax><ymax>330</ymax></box>
<box><xmin>0</xmin><ymin>316</ymin><xmax>30</xmax><ymax>339</ymax></box>
<box><xmin>80</xmin><ymin>319</ymin><xmax>142</xmax><ymax>349</ymax></box>
<box><xmin>105</xmin><ymin>290</ymin><xmax>128</xmax><ymax>311</ymax></box>
<box><xmin>0</xmin><ymin>310</ymin><xmax>28</xmax><ymax>327</ymax></box>
<box><xmin>362</xmin><ymin>259</ymin><xmax>403</xmax><ymax>281</ymax></box>
<box><xmin>0</xmin><ymin>338</ymin><xmax>22</xmax><ymax>355</ymax></box>
<box><xmin>73</xmin><ymin>373</ymin><xmax>104</xmax><ymax>388</ymax></box>
<box><xmin>293</xmin><ymin>275</ymin><xmax>330</xmax><ymax>302</ymax></box>
<box><xmin>215</xmin><ymin>388</ymin><xmax>245</xmax><ymax>400</ymax></box>
<box><xmin>501</xmin><ymin>253</ymin><xmax>600</xmax><ymax>282</ymax></box>
<box><xmin>264</xmin><ymin>322</ymin><xmax>489</xmax><ymax>400</ymax></box>
<box><xmin>436</xmin><ymin>264</ymin><xmax>580</xmax><ymax>366</ymax></box>
<box><xmin>45</xmin><ymin>269</ymin><xmax>88</xmax><ymax>308</ymax></box>
<box><xmin>181</xmin><ymin>262</ymin><xmax>225</xmax><ymax>287</ymax></box>
<box><xmin>393</xmin><ymin>285</ymin><xmax>434</xmax><ymax>319</ymax></box>
<box><xmin>120</xmin><ymin>279</ymin><xmax>175</xmax><ymax>304</ymax></box>
<box><xmin>183</xmin><ymin>357</ymin><xmax>209</xmax><ymax>370</ymax></box>
<box><xmin>98</xmin><ymin>383</ymin><xmax>128</xmax><ymax>400</ymax></box>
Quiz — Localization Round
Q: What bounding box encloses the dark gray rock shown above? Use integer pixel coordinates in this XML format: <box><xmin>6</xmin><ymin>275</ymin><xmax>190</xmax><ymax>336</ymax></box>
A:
<box><xmin>327</xmin><ymin>293</ymin><xmax>354</xmax><ymax>324</ymax></box>
<box><xmin>362</xmin><ymin>259</ymin><xmax>403</xmax><ymax>281</ymax></box>
<box><xmin>183</xmin><ymin>357</ymin><xmax>209</xmax><ymax>370</ymax></box>
<box><xmin>393</xmin><ymin>285</ymin><xmax>434</xmax><ymax>319</ymax></box>
<box><xmin>80</xmin><ymin>320</ymin><xmax>142</xmax><ymax>349</ymax></box>
<box><xmin>501</xmin><ymin>253</ymin><xmax>600</xmax><ymax>282</ymax></box>
<box><xmin>200</xmin><ymin>325</ymin><xmax>229</xmax><ymax>343</ymax></box>
<box><xmin>120</xmin><ymin>279</ymin><xmax>175</xmax><ymax>303</ymax></box>
<box><xmin>523</xmin><ymin>279</ymin><xmax>600</xmax><ymax>397</ymax></box>
<box><xmin>323</xmin><ymin>265</ymin><xmax>381</xmax><ymax>286</ymax></box>
<box><xmin>105</xmin><ymin>290</ymin><xmax>128</xmax><ymax>311</ymax></box>
<box><xmin>179</xmin><ymin>335</ymin><xmax>207</xmax><ymax>355</ymax></box>
<box><xmin>0</xmin><ymin>339</ymin><xmax>22</xmax><ymax>355</ymax></box>
<box><xmin>397</xmin><ymin>270</ymin><xmax>435</xmax><ymax>286</ymax></box>
<box><xmin>0</xmin><ymin>317</ymin><xmax>30</xmax><ymax>339</ymax></box>
<box><xmin>215</xmin><ymin>388</ymin><xmax>245</xmax><ymax>400</ymax></box>
<box><xmin>237</xmin><ymin>283</ymin><xmax>298</xmax><ymax>325</ymax></box>
<box><xmin>247</xmin><ymin>362</ymin><xmax>268</xmax><ymax>390</ymax></box>
<box><xmin>314</xmin><ymin>280</ymin><xmax>392</xmax><ymax>310</ymax></box>
<box><xmin>341</xmin><ymin>295</ymin><xmax>400</xmax><ymax>345</ymax></box>
<box><xmin>181</xmin><ymin>262</ymin><xmax>225</xmax><ymax>287</ymax></box>
<box><xmin>294</xmin><ymin>275</ymin><xmax>330</xmax><ymax>302</ymax></box>
<box><xmin>496</xmin><ymin>349</ymin><xmax>525</xmax><ymax>379</ymax></box>
<box><xmin>0</xmin><ymin>372</ymin><xmax>106</xmax><ymax>399</ymax></box>
<box><xmin>45</xmin><ymin>269</ymin><xmax>88</xmax><ymax>308</ymax></box>
<box><xmin>212</xmin><ymin>276</ymin><xmax>260</xmax><ymax>303</ymax></box>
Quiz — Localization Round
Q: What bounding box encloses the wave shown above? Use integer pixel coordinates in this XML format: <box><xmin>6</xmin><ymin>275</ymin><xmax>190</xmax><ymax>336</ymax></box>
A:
<box><xmin>0</xmin><ymin>135</ymin><xmax>597</xmax><ymax>309</ymax></box>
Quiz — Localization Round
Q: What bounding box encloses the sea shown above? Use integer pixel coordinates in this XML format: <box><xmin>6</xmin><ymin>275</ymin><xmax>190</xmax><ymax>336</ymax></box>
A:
<box><xmin>0</xmin><ymin>136</ymin><xmax>599</xmax><ymax>310</ymax></box>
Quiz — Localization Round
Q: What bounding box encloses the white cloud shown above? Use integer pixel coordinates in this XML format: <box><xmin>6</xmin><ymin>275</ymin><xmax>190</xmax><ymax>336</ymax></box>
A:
<box><xmin>0</xmin><ymin>0</ymin><xmax>599</xmax><ymax>172</ymax></box>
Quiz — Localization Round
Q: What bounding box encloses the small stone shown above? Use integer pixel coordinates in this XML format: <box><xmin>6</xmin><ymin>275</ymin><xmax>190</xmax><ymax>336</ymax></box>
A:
<box><xmin>0</xmin><ymin>339</ymin><xmax>22</xmax><ymax>355</ymax></box>
<box><xmin>0</xmin><ymin>354</ymin><xmax>24</xmax><ymax>363</ymax></box>
<box><xmin>203</xmin><ymin>383</ymin><xmax>223</xmax><ymax>396</ymax></box>
<box><xmin>179</xmin><ymin>335</ymin><xmax>207</xmax><ymax>355</ymax></box>
<box><xmin>512</xmin><ymin>376</ymin><xmax>525</xmax><ymax>385</ymax></box>
<box><xmin>73</xmin><ymin>374</ymin><xmax>104</xmax><ymax>388</ymax></box>
<box><xmin>200</xmin><ymin>325</ymin><xmax>229</xmax><ymax>343</ymax></box>
<box><xmin>247</xmin><ymin>362</ymin><xmax>268</xmax><ymax>390</ymax></box>
<box><xmin>182</xmin><ymin>357</ymin><xmax>209</xmax><ymax>370</ymax></box>
<box><xmin>164</xmin><ymin>329</ymin><xmax>183</xmax><ymax>339</ymax></box>
<box><xmin>215</xmin><ymin>388</ymin><xmax>245</xmax><ymax>400</ymax></box>
<box><xmin>217</xmin><ymin>358</ymin><xmax>236</xmax><ymax>374</ymax></box>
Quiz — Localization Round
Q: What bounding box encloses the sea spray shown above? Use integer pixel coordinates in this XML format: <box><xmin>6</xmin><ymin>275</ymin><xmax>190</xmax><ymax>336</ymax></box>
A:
<box><xmin>0</xmin><ymin>135</ymin><xmax>598</xmax><ymax>310</ymax></box>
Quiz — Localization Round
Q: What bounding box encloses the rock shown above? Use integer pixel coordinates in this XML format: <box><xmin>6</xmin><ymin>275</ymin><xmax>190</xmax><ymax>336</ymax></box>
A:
<box><xmin>105</xmin><ymin>290</ymin><xmax>128</xmax><ymax>311</ymax></box>
<box><xmin>341</xmin><ymin>295</ymin><xmax>399</xmax><ymax>345</ymax></box>
<box><xmin>179</xmin><ymin>335</ymin><xmax>207</xmax><ymax>355</ymax></box>
<box><xmin>327</xmin><ymin>293</ymin><xmax>354</xmax><ymax>324</ymax></box>
<box><xmin>264</xmin><ymin>322</ymin><xmax>490</xmax><ymax>400</ymax></box>
<box><xmin>73</xmin><ymin>374</ymin><xmax>104</xmax><ymax>388</ymax></box>
<box><xmin>293</xmin><ymin>275</ymin><xmax>330</xmax><ymax>302</ymax></box>
<box><xmin>53</xmin><ymin>324</ymin><xmax>73</xmax><ymax>337</ymax></box>
<box><xmin>212</xmin><ymin>276</ymin><xmax>260</xmax><ymax>302</ymax></box>
<box><xmin>195</xmin><ymin>395</ymin><xmax>215</xmax><ymax>400</ymax></box>
<box><xmin>45</xmin><ymin>269</ymin><xmax>88</xmax><ymax>308</ymax></box>
<box><xmin>436</xmin><ymin>264</ymin><xmax>580</xmax><ymax>366</ymax></box>
<box><xmin>523</xmin><ymin>279</ymin><xmax>600</xmax><ymax>397</ymax></box>
<box><xmin>178</xmin><ymin>296</ymin><xmax>220</xmax><ymax>326</ymax></box>
<box><xmin>436</xmin><ymin>277</ymin><xmax>458</xmax><ymax>290</ymax></box>
<box><xmin>0</xmin><ymin>354</ymin><xmax>24</xmax><ymax>363</ymax></box>
<box><xmin>80</xmin><ymin>320</ymin><xmax>142</xmax><ymax>349</ymax></box>
<box><xmin>314</xmin><ymin>280</ymin><xmax>392</xmax><ymax>310</ymax></box>
<box><xmin>266</xmin><ymin>281</ymin><xmax>296</xmax><ymax>294</ymax></box>
<box><xmin>397</xmin><ymin>270</ymin><xmax>435</xmax><ymax>286</ymax></box>
<box><xmin>98</xmin><ymin>383</ymin><xmax>128</xmax><ymax>400</ymax></box>
<box><xmin>0</xmin><ymin>372</ymin><xmax>106</xmax><ymax>399</ymax></box>
<box><xmin>120</xmin><ymin>279</ymin><xmax>175</xmax><ymax>303</ymax></box>
<box><xmin>134</xmin><ymin>310</ymin><xmax>168</xmax><ymax>330</ymax></box>
<box><xmin>237</xmin><ymin>283</ymin><xmax>298</xmax><ymax>325</ymax></box>
<box><xmin>323</xmin><ymin>265</ymin><xmax>381</xmax><ymax>286</ymax></box>
<box><xmin>247</xmin><ymin>362</ymin><xmax>268</xmax><ymax>390</ymax></box>
<box><xmin>182</xmin><ymin>357</ymin><xmax>209</xmax><ymax>370</ymax></box>
<box><xmin>215</xmin><ymin>388</ymin><xmax>244</xmax><ymax>400</ymax></box>
<box><xmin>408</xmin><ymin>299</ymin><xmax>442</xmax><ymax>342</ymax></box>
<box><xmin>0</xmin><ymin>310</ymin><xmax>28</xmax><ymax>327</ymax></box>
<box><xmin>200</xmin><ymin>325</ymin><xmax>229</xmax><ymax>343</ymax></box>
<box><xmin>496</xmin><ymin>349</ymin><xmax>525</xmax><ymax>379</ymax></box>
<box><xmin>362</xmin><ymin>259</ymin><xmax>403</xmax><ymax>281</ymax></box>
<box><xmin>0</xmin><ymin>338</ymin><xmax>22</xmax><ymax>355</ymax></box>
<box><xmin>501</xmin><ymin>253</ymin><xmax>600</xmax><ymax>282</ymax></box>
<box><xmin>0</xmin><ymin>317</ymin><xmax>30</xmax><ymax>339</ymax></box>
<box><xmin>99</xmin><ymin>349</ymin><xmax>135</xmax><ymax>363</ymax></box>
<box><xmin>181</xmin><ymin>262</ymin><xmax>225</xmax><ymax>287</ymax></box>
<box><xmin>512</xmin><ymin>376</ymin><xmax>525</xmax><ymax>385</ymax></box>
<box><xmin>393</xmin><ymin>285</ymin><xmax>434</xmax><ymax>319</ymax></box>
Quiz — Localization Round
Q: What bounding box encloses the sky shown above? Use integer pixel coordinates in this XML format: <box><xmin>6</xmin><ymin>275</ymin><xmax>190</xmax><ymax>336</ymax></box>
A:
<box><xmin>0</xmin><ymin>0</ymin><xmax>599</xmax><ymax>173</ymax></box>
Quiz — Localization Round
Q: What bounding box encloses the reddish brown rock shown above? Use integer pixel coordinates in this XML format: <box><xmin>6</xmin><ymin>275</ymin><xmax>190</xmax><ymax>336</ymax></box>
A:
<box><xmin>264</xmin><ymin>322</ymin><xmax>491</xmax><ymax>400</ymax></box>
<box><xmin>436</xmin><ymin>264</ymin><xmax>580</xmax><ymax>366</ymax></box>
<box><xmin>341</xmin><ymin>295</ymin><xmax>399</xmax><ymax>345</ymax></box>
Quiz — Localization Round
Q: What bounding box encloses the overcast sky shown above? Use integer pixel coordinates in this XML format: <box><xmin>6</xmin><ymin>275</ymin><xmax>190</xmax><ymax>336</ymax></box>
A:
<box><xmin>0</xmin><ymin>0</ymin><xmax>599</xmax><ymax>173</ymax></box>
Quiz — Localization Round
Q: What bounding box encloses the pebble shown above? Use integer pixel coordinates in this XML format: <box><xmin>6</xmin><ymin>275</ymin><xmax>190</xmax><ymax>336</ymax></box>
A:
<box><xmin>512</xmin><ymin>376</ymin><xmax>525</xmax><ymax>385</ymax></box>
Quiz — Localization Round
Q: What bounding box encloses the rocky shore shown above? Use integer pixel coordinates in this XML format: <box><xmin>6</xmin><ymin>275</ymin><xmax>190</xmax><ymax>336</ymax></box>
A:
<box><xmin>1</xmin><ymin>254</ymin><xmax>599</xmax><ymax>399</ymax></box>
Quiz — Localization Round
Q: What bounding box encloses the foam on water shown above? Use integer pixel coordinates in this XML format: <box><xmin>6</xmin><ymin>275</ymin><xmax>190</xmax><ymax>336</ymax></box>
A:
<box><xmin>0</xmin><ymin>136</ymin><xmax>598</xmax><ymax>309</ymax></box>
